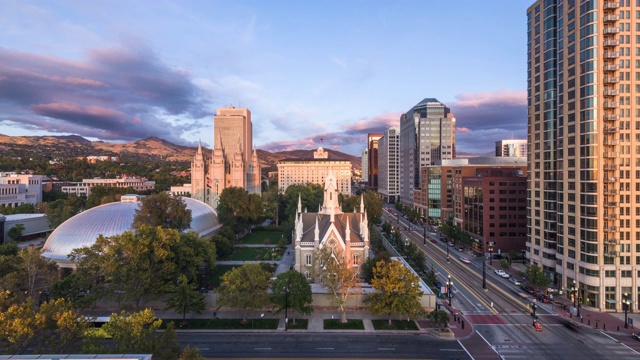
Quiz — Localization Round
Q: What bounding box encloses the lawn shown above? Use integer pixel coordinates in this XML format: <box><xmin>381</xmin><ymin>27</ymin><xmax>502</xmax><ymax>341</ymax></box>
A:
<box><xmin>239</xmin><ymin>231</ymin><xmax>286</xmax><ymax>245</ymax></box>
<box><xmin>372</xmin><ymin>319</ymin><xmax>419</xmax><ymax>331</ymax></box>
<box><xmin>162</xmin><ymin>318</ymin><xmax>279</xmax><ymax>330</ymax></box>
<box><xmin>323</xmin><ymin>319</ymin><xmax>364</xmax><ymax>330</ymax></box>
<box><xmin>208</xmin><ymin>265</ymin><xmax>240</xmax><ymax>288</ymax></box>
<box><xmin>224</xmin><ymin>247</ymin><xmax>283</xmax><ymax>261</ymax></box>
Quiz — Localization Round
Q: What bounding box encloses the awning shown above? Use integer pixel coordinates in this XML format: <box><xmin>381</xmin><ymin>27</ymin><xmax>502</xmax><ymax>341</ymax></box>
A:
<box><xmin>606</xmin><ymin>299</ymin><xmax>617</xmax><ymax>304</ymax></box>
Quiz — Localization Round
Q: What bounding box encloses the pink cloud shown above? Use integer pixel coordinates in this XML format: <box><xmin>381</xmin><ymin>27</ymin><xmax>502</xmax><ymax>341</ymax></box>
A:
<box><xmin>453</xmin><ymin>90</ymin><xmax>526</xmax><ymax>108</ymax></box>
<box><xmin>33</xmin><ymin>102</ymin><xmax>125</xmax><ymax>119</ymax></box>
<box><xmin>457</xmin><ymin>127</ymin><xmax>470</xmax><ymax>133</ymax></box>
<box><xmin>342</xmin><ymin>111</ymin><xmax>401</xmax><ymax>131</ymax></box>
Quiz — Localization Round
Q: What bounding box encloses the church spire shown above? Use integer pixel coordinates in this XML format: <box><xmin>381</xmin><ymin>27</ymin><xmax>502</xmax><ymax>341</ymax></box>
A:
<box><xmin>360</xmin><ymin>193</ymin><xmax>365</xmax><ymax>213</ymax></box>
<box><xmin>297</xmin><ymin>193</ymin><xmax>302</xmax><ymax>213</ymax></box>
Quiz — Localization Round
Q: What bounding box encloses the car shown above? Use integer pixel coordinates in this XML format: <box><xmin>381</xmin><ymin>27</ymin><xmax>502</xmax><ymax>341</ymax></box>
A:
<box><xmin>494</xmin><ymin>269</ymin><xmax>510</xmax><ymax>278</ymax></box>
<box><xmin>509</xmin><ymin>277</ymin><xmax>521</xmax><ymax>285</ymax></box>
<box><xmin>430</xmin><ymin>238</ymin><xmax>437</xmax><ymax>243</ymax></box>
<box><xmin>459</xmin><ymin>256</ymin><xmax>472</xmax><ymax>264</ymax></box>
<box><xmin>458</xmin><ymin>247</ymin><xmax>464</xmax><ymax>252</ymax></box>
<box><xmin>633</xmin><ymin>333</ymin><xmax>640</xmax><ymax>341</ymax></box>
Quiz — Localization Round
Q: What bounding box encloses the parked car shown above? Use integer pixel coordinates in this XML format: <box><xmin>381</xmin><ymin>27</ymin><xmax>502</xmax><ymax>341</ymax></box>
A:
<box><xmin>494</xmin><ymin>269</ymin><xmax>510</xmax><ymax>278</ymax></box>
<box><xmin>430</xmin><ymin>238</ymin><xmax>437</xmax><ymax>243</ymax></box>
<box><xmin>536</xmin><ymin>293</ymin><xmax>551</xmax><ymax>303</ymax></box>
<box><xmin>458</xmin><ymin>247</ymin><xmax>464</xmax><ymax>252</ymax></box>
<box><xmin>509</xmin><ymin>278</ymin><xmax>522</xmax><ymax>285</ymax></box>
<box><xmin>633</xmin><ymin>333</ymin><xmax>640</xmax><ymax>341</ymax></box>
<box><xmin>459</xmin><ymin>256</ymin><xmax>472</xmax><ymax>264</ymax></box>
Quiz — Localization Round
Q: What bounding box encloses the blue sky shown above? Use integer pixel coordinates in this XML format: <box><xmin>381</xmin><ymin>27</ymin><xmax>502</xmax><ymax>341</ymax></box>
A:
<box><xmin>0</xmin><ymin>0</ymin><xmax>530</xmax><ymax>156</ymax></box>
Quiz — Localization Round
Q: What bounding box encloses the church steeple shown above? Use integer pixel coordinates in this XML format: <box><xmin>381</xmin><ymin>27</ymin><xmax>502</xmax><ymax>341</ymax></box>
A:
<box><xmin>320</xmin><ymin>168</ymin><xmax>342</xmax><ymax>218</ymax></box>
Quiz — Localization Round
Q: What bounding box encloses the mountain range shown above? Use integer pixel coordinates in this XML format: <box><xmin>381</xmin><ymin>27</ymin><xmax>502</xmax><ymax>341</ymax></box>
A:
<box><xmin>0</xmin><ymin>134</ymin><xmax>362</xmax><ymax>171</ymax></box>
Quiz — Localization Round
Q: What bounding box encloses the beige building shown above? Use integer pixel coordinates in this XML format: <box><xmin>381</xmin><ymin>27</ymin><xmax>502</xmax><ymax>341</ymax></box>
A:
<box><xmin>495</xmin><ymin>139</ymin><xmax>528</xmax><ymax>157</ymax></box>
<box><xmin>293</xmin><ymin>171</ymin><xmax>369</xmax><ymax>280</ymax></box>
<box><xmin>378</xmin><ymin>128</ymin><xmax>400</xmax><ymax>203</ymax></box>
<box><xmin>60</xmin><ymin>177</ymin><xmax>154</xmax><ymax>197</ymax></box>
<box><xmin>528</xmin><ymin>1</ymin><xmax>638</xmax><ymax>312</ymax></box>
<box><xmin>277</xmin><ymin>147</ymin><xmax>352</xmax><ymax>195</ymax></box>
<box><xmin>0</xmin><ymin>172</ymin><xmax>44</xmax><ymax>208</ymax></box>
<box><xmin>189</xmin><ymin>107</ymin><xmax>261</xmax><ymax>209</ymax></box>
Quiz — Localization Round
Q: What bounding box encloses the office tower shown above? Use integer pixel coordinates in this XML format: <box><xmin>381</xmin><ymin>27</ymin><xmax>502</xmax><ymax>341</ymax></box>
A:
<box><xmin>495</xmin><ymin>139</ymin><xmax>528</xmax><ymax>157</ymax></box>
<box><xmin>367</xmin><ymin>133</ymin><xmax>382</xmax><ymax>190</ymax></box>
<box><xmin>361</xmin><ymin>148</ymin><xmax>369</xmax><ymax>185</ymax></box>
<box><xmin>399</xmin><ymin>98</ymin><xmax>456</xmax><ymax>215</ymax></box>
<box><xmin>189</xmin><ymin>106</ymin><xmax>261</xmax><ymax>209</ymax></box>
<box><xmin>528</xmin><ymin>0</ymin><xmax>635</xmax><ymax>312</ymax></box>
<box><xmin>378</xmin><ymin>128</ymin><xmax>400</xmax><ymax>204</ymax></box>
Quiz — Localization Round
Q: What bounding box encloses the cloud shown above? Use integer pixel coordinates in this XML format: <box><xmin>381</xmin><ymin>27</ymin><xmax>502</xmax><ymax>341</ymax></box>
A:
<box><xmin>0</xmin><ymin>44</ymin><xmax>212</xmax><ymax>144</ymax></box>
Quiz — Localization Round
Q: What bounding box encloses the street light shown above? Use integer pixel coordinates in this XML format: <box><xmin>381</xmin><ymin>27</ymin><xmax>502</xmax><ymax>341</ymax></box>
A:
<box><xmin>447</xmin><ymin>275</ymin><xmax>453</xmax><ymax>306</ymax></box>
<box><xmin>531</xmin><ymin>300</ymin><xmax>538</xmax><ymax>326</ymax></box>
<box><xmin>446</xmin><ymin>241</ymin><xmax>450</xmax><ymax>263</ymax></box>
<box><xmin>482</xmin><ymin>258</ymin><xmax>487</xmax><ymax>290</ymax></box>
<box><xmin>571</xmin><ymin>280</ymin><xmax>581</xmax><ymax>318</ymax></box>
<box><xmin>489</xmin><ymin>246</ymin><xmax>494</xmax><ymax>265</ymax></box>
<box><xmin>624</xmin><ymin>292</ymin><xmax>630</xmax><ymax>329</ymax></box>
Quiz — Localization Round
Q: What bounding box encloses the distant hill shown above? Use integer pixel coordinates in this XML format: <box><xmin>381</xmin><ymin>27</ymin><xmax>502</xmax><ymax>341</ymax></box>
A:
<box><xmin>0</xmin><ymin>134</ymin><xmax>362</xmax><ymax>170</ymax></box>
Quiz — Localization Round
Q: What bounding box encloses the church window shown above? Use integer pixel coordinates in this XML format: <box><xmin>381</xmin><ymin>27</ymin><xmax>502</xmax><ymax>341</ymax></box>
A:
<box><xmin>306</xmin><ymin>254</ymin><xmax>312</xmax><ymax>266</ymax></box>
<box><xmin>353</xmin><ymin>254</ymin><xmax>359</xmax><ymax>266</ymax></box>
<box><xmin>305</xmin><ymin>271</ymin><xmax>310</xmax><ymax>280</ymax></box>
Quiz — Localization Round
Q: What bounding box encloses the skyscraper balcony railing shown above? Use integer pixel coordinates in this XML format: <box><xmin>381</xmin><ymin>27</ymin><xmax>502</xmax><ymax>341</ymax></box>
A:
<box><xmin>603</xmin><ymin>126</ymin><xmax>618</xmax><ymax>133</ymax></box>
<box><xmin>604</xmin><ymin>239</ymin><xmax>618</xmax><ymax>245</ymax></box>
<box><xmin>603</xmin><ymin>87</ymin><xmax>618</xmax><ymax>95</ymax></box>
<box><xmin>604</xmin><ymin>212</ymin><xmax>617</xmax><ymax>220</ymax></box>
<box><xmin>604</xmin><ymin>51</ymin><xmax>620</xmax><ymax>59</ymax></box>
<box><xmin>604</xmin><ymin>113</ymin><xmax>619</xmax><ymax>121</ymax></box>
<box><xmin>604</xmin><ymin>1</ymin><xmax>620</xmax><ymax>9</ymax></box>
<box><xmin>604</xmin><ymin>226</ymin><xmax>618</xmax><ymax>233</ymax></box>
<box><xmin>603</xmin><ymin>14</ymin><xmax>620</xmax><ymax>22</ymax></box>
<box><xmin>604</xmin><ymin>251</ymin><xmax>618</xmax><ymax>258</ymax></box>
<box><xmin>604</xmin><ymin>76</ymin><xmax>620</xmax><ymax>83</ymax></box>
<box><xmin>605</xmin><ymin>201</ymin><xmax>618</xmax><ymax>207</ymax></box>
<box><xmin>604</xmin><ymin>176</ymin><xmax>618</xmax><ymax>183</ymax></box>
<box><xmin>603</xmin><ymin>152</ymin><xmax>618</xmax><ymax>158</ymax></box>
<box><xmin>604</xmin><ymin>27</ymin><xmax>620</xmax><ymax>34</ymax></box>
<box><xmin>603</xmin><ymin>139</ymin><xmax>619</xmax><ymax>147</ymax></box>
<box><xmin>603</xmin><ymin>39</ymin><xmax>620</xmax><ymax>47</ymax></box>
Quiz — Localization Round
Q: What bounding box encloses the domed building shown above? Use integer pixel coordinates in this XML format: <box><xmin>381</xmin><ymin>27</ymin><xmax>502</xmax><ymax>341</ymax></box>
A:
<box><xmin>42</xmin><ymin>194</ymin><xmax>220</xmax><ymax>268</ymax></box>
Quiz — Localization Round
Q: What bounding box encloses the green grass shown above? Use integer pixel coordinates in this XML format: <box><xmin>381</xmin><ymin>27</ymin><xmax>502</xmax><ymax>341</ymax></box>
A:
<box><xmin>286</xmin><ymin>319</ymin><xmax>308</xmax><ymax>330</ymax></box>
<box><xmin>163</xmin><ymin>318</ymin><xmax>279</xmax><ymax>330</ymax></box>
<box><xmin>372</xmin><ymin>319</ymin><xmax>419</xmax><ymax>331</ymax></box>
<box><xmin>239</xmin><ymin>231</ymin><xmax>286</xmax><ymax>245</ymax></box>
<box><xmin>323</xmin><ymin>319</ymin><xmax>365</xmax><ymax>330</ymax></box>
<box><xmin>208</xmin><ymin>265</ymin><xmax>240</xmax><ymax>288</ymax></box>
<box><xmin>224</xmin><ymin>247</ymin><xmax>283</xmax><ymax>261</ymax></box>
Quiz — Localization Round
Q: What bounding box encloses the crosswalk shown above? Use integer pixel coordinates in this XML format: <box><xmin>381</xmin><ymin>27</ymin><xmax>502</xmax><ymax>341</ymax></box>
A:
<box><xmin>475</xmin><ymin>324</ymin><xmax>640</xmax><ymax>360</ymax></box>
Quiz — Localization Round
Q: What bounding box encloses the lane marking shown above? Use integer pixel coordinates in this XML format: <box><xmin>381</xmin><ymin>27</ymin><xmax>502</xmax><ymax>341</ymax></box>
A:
<box><xmin>317</xmin><ymin>347</ymin><xmax>334</xmax><ymax>350</ymax></box>
<box><xmin>377</xmin><ymin>347</ymin><xmax>395</xmax><ymax>350</ymax></box>
<box><xmin>476</xmin><ymin>330</ymin><xmax>505</xmax><ymax>360</ymax></box>
<box><xmin>457</xmin><ymin>340</ymin><xmax>474</xmax><ymax>360</ymax></box>
<box><xmin>254</xmin><ymin>347</ymin><xmax>271</xmax><ymax>350</ymax></box>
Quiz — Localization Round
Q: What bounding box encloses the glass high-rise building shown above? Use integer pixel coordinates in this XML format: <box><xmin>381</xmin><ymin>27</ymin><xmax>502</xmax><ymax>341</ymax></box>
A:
<box><xmin>527</xmin><ymin>0</ymin><xmax>638</xmax><ymax>311</ymax></box>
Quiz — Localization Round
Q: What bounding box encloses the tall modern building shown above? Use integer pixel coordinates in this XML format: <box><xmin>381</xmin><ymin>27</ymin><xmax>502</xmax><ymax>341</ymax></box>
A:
<box><xmin>361</xmin><ymin>148</ymin><xmax>369</xmax><ymax>185</ymax></box>
<box><xmin>495</xmin><ymin>139</ymin><xmax>528</xmax><ymax>157</ymax></box>
<box><xmin>378</xmin><ymin>128</ymin><xmax>400</xmax><ymax>204</ymax></box>
<box><xmin>367</xmin><ymin>133</ymin><xmax>382</xmax><ymax>190</ymax></box>
<box><xmin>190</xmin><ymin>107</ymin><xmax>261</xmax><ymax>209</ymax></box>
<box><xmin>528</xmin><ymin>0</ymin><xmax>638</xmax><ymax>312</ymax></box>
<box><xmin>399</xmin><ymin>98</ymin><xmax>456</xmax><ymax>214</ymax></box>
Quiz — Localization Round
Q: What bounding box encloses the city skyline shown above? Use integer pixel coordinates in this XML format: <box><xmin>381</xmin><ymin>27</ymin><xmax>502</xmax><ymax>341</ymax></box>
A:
<box><xmin>0</xmin><ymin>1</ymin><xmax>529</xmax><ymax>156</ymax></box>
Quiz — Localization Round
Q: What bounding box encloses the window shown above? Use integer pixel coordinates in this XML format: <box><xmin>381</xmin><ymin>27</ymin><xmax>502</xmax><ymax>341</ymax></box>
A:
<box><xmin>306</xmin><ymin>254</ymin><xmax>312</xmax><ymax>266</ymax></box>
<box><xmin>353</xmin><ymin>254</ymin><xmax>359</xmax><ymax>266</ymax></box>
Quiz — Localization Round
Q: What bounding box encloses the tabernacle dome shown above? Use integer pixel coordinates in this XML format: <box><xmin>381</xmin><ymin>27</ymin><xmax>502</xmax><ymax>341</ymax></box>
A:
<box><xmin>42</xmin><ymin>195</ymin><xmax>220</xmax><ymax>267</ymax></box>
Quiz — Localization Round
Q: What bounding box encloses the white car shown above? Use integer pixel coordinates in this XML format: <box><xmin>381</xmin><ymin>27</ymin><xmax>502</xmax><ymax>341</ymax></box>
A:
<box><xmin>494</xmin><ymin>269</ymin><xmax>510</xmax><ymax>278</ymax></box>
<box><xmin>459</xmin><ymin>256</ymin><xmax>472</xmax><ymax>264</ymax></box>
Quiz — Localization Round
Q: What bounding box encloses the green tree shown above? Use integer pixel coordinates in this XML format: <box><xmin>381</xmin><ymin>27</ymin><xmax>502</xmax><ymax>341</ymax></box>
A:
<box><xmin>363</xmin><ymin>190</ymin><xmax>382</xmax><ymax>224</ymax></box>
<box><xmin>212</xmin><ymin>233</ymin><xmax>233</xmax><ymax>258</ymax></box>
<box><xmin>179</xmin><ymin>345</ymin><xmax>205</xmax><ymax>360</ymax></box>
<box><xmin>500</xmin><ymin>258</ymin><xmax>510</xmax><ymax>269</ymax></box>
<box><xmin>102</xmin><ymin>308</ymin><xmax>180</xmax><ymax>359</ymax></box>
<box><xmin>132</xmin><ymin>192</ymin><xmax>192</xmax><ymax>231</ymax></box>
<box><xmin>216</xmin><ymin>263</ymin><xmax>272</xmax><ymax>322</ymax></box>
<box><xmin>18</xmin><ymin>246</ymin><xmax>59</xmax><ymax>301</ymax></box>
<box><xmin>366</xmin><ymin>260</ymin><xmax>426</xmax><ymax>324</ymax></box>
<box><xmin>44</xmin><ymin>195</ymin><xmax>85</xmax><ymax>228</ymax></box>
<box><xmin>312</xmin><ymin>246</ymin><xmax>361</xmax><ymax>323</ymax></box>
<box><xmin>264</xmin><ymin>180</ymin><xmax>283</xmax><ymax>226</ymax></box>
<box><xmin>165</xmin><ymin>274</ymin><xmax>206</xmax><ymax>321</ymax></box>
<box><xmin>7</xmin><ymin>224</ymin><xmax>25</xmax><ymax>241</ymax></box>
<box><xmin>425</xmin><ymin>264</ymin><xmax>437</xmax><ymax>287</ymax></box>
<box><xmin>360</xmin><ymin>252</ymin><xmax>391</xmax><ymax>283</ymax></box>
<box><xmin>71</xmin><ymin>226</ymin><xmax>180</xmax><ymax>310</ymax></box>
<box><xmin>410</xmin><ymin>250</ymin><xmax>427</xmax><ymax>272</ymax></box>
<box><xmin>428</xmin><ymin>309</ymin><xmax>449</xmax><ymax>328</ymax></box>
<box><xmin>270</xmin><ymin>270</ymin><xmax>313</xmax><ymax>325</ymax></box>
<box><xmin>525</xmin><ymin>264</ymin><xmax>550</xmax><ymax>289</ymax></box>
<box><xmin>217</xmin><ymin>187</ymin><xmax>263</xmax><ymax>232</ymax></box>
<box><xmin>171</xmin><ymin>232</ymin><xmax>216</xmax><ymax>284</ymax></box>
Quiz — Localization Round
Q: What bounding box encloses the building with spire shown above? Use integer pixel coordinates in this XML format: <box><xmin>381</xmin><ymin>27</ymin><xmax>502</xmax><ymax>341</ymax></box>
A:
<box><xmin>186</xmin><ymin>107</ymin><xmax>261</xmax><ymax>209</ymax></box>
<box><xmin>293</xmin><ymin>170</ymin><xmax>370</xmax><ymax>280</ymax></box>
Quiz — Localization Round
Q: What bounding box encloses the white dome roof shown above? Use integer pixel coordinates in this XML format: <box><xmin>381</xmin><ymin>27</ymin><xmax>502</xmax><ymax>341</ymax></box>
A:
<box><xmin>42</xmin><ymin>197</ymin><xmax>218</xmax><ymax>262</ymax></box>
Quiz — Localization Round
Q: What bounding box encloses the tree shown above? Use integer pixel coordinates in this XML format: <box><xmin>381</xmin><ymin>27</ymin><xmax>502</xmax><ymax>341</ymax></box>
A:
<box><xmin>312</xmin><ymin>246</ymin><xmax>362</xmax><ymax>323</ymax></box>
<box><xmin>500</xmin><ymin>258</ymin><xmax>510</xmax><ymax>269</ymax></box>
<box><xmin>360</xmin><ymin>252</ymin><xmax>391</xmax><ymax>283</ymax></box>
<box><xmin>7</xmin><ymin>224</ymin><xmax>25</xmax><ymax>241</ymax></box>
<box><xmin>410</xmin><ymin>250</ymin><xmax>427</xmax><ymax>272</ymax></box>
<box><xmin>132</xmin><ymin>192</ymin><xmax>192</xmax><ymax>231</ymax></box>
<box><xmin>71</xmin><ymin>226</ymin><xmax>180</xmax><ymax>310</ymax></box>
<box><xmin>212</xmin><ymin>233</ymin><xmax>233</xmax><ymax>258</ymax></box>
<box><xmin>217</xmin><ymin>187</ymin><xmax>263</xmax><ymax>232</ymax></box>
<box><xmin>270</xmin><ymin>270</ymin><xmax>313</xmax><ymax>325</ymax></box>
<box><xmin>18</xmin><ymin>246</ymin><xmax>59</xmax><ymax>301</ymax></box>
<box><xmin>525</xmin><ymin>264</ymin><xmax>550</xmax><ymax>289</ymax></box>
<box><xmin>428</xmin><ymin>309</ymin><xmax>449</xmax><ymax>328</ymax></box>
<box><xmin>179</xmin><ymin>345</ymin><xmax>205</xmax><ymax>360</ymax></box>
<box><xmin>165</xmin><ymin>274</ymin><xmax>206</xmax><ymax>321</ymax></box>
<box><xmin>425</xmin><ymin>264</ymin><xmax>437</xmax><ymax>287</ymax></box>
<box><xmin>44</xmin><ymin>195</ymin><xmax>85</xmax><ymax>228</ymax></box>
<box><xmin>366</xmin><ymin>260</ymin><xmax>426</xmax><ymax>325</ymax></box>
<box><xmin>102</xmin><ymin>308</ymin><xmax>180</xmax><ymax>359</ymax></box>
<box><xmin>363</xmin><ymin>190</ymin><xmax>382</xmax><ymax>224</ymax></box>
<box><xmin>171</xmin><ymin>232</ymin><xmax>216</xmax><ymax>284</ymax></box>
<box><xmin>216</xmin><ymin>263</ymin><xmax>272</xmax><ymax>322</ymax></box>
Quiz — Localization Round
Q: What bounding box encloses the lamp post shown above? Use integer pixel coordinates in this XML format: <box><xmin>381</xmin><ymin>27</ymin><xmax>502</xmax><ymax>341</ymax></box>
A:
<box><xmin>531</xmin><ymin>300</ymin><xmax>538</xmax><ymax>326</ymax></box>
<box><xmin>423</xmin><ymin>225</ymin><xmax>426</xmax><ymax>245</ymax></box>
<box><xmin>571</xmin><ymin>280</ymin><xmax>579</xmax><ymax>318</ymax></box>
<box><xmin>624</xmin><ymin>292</ymin><xmax>629</xmax><ymax>329</ymax></box>
<box><xmin>447</xmin><ymin>241</ymin><xmax>450</xmax><ymax>263</ymax></box>
<box><xmin>447</xmin><ymin>275</ymin><xmax>453</xmax><ymax>306</ymax></box>
<box><xmin>284</xmin><ymin>279</ymin><xmax>290</xmax><ymax>331</ymax></box>
<box><xmin>521</xmin><ymin>249</ymin><xmax>526</xmax><ymax>264</ymax></box>
<box><xmin>489</xmin><ymin>246</ymin><xmax>494</xmax><ymax>265</ymax></box>
<box><xmin>482</xmin><ymin>258</ymin><xmax>487</xmax><ymax>290</ymax></box>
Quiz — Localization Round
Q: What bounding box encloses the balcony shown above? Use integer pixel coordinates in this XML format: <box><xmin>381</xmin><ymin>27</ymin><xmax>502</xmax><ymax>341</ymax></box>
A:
<box><xmin>604</xmin><ymin>51</ymin><xmax>620</xmax><ymax>59</ymax></box>
<box><xmin>604</xmin><ymin>212</ymin><xmax>617</xmax><ymax>220</ymax></box>
<box><xmin>604</xmin><ymin>101</ymin><xmax>620</xmax><ymax>108</ymax></box>
<box><xmin>603</xmin><ymin>88</ymin><xmax>619</xmax><ymax>95</ymax></box>
<box><xmin>604</xmin><ymin>251</ymin><xmax>618</xmax><ymax>258</ymax></box>
<box><xmin>603</xmin><ymin>152</ymin><xmax>619</xmax><ymax>158</ymax></box>
<box><xmin>604</xmin><ymin>27</ymin><xmax>620</xmax><ymax>34</ymax></box>
<box><xmin>604</xmin><ymin>176</ymin><xmax>618</xmax><ymax>183</ymax></box>
<box><xmin>603</xmin><ymin>126</ymin><xmax>618</xmax><ymax>133</ymax></box>
<box><xmin>605</xmin><ymin>201</ymin><xmax>618</xmax><ymax>207</ymax></box>
<box><xmin>603</xmin><ymin>39</ymin><xmax>620</xmax><ymax>47</ymax></box>
<box><xmin>604</xmin><ymin>14</ymin><xmax>620</xmax><ymax>22</ymax></box>
<box><xmin>604</xmin><ymin>239</ymin><xmax>618</xmax><ymax>245</ymax></box>
<box><xmin>603</xmin><ymin>139</ymin><xmax>619</xmax><ymax>147</ymax></box>
<box><xmin>605</xmin><ymin>188</ymin><xmax>617</xmax><ymax>195</ymax></box>
<box><xmin>604</xmin><ymin>113</ymin><xmax>619</xmax><ymax>121</ymax></box>
<box><xmin>604</xmin><ymin>76</ymin><xmax>620</xmax><ymax>84</ymax></box>
<box><xmin>604</xmin><ymin>1</ymin><xmax>620</xmax><ymax>9</ymax></box>
<box><xmin>604</xmin><ymin>226</ymin><xmax>618</xmax><ymax>233</ymax></box>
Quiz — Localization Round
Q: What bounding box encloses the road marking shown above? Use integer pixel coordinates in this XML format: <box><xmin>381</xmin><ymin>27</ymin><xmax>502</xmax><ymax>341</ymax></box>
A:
<box><xmin>377</xmin><ymin>348</ymin><xmax>395</xmax><ymax>351</ymax></box>
<box><xmin>476</xmin><ymin>330</ymin><xmax>505</xmax><ymax>360</ymax></box>
<box><xmin>439</xmin><ymin>349</ymin><xmax>465</xmax><ymax>351</ymax></box>
<box><xmin>254</xmin><ymin>348</ymin><xmax>271</xmax><ymax>350</ymax></box>
<box><xmin>198</xmin><ymin>347</ymin><xmax>209</xmax><ymax>350</ymax></box>
<box><xmin>317</xmin><ymin>347</ymin><xmax>334</xmax><ymax>350</ymax></box>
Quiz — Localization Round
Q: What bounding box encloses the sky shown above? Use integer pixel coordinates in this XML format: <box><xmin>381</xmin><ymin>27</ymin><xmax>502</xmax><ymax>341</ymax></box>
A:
<box><xmin>0</xmin><ymin>0</ymin><xmax>531</xmax><ymax>156</ymax></box>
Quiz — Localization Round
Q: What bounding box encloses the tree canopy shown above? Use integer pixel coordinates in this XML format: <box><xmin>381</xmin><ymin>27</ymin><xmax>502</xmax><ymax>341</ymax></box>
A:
<box><xmin>366</xmin><ymin>260</ymin><xmax>426</xmax><ymax>324</ymax></box>
<box><xmin>270</xmin><ymin>270</ymin><xmax>313</xmax><ymax>324</ymax></box>
<box><xmin>216</xmin><ymin>263</ymin><xmax>272</xmax><ymax>322</ymax></box>
<box><xmin>217</xmin><ymin>187</ymin><xmax>263</xmax><ymax>232</ymax></box>
<box><xmin>132</xmin><ymin>192</ymin><xmax>192</xmax><ymax>231</ymax></box>
<box><xmin>165</xmin><ymin>274</ymin><xmax>206</xmax><ymax>321</ymax></box>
